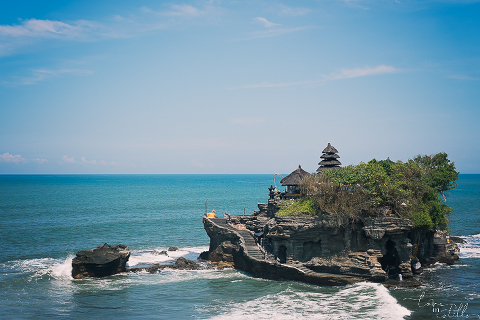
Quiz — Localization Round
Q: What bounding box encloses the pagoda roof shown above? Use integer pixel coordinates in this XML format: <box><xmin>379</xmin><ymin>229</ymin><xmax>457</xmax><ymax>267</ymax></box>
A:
<box><xmin>280</xmin><ymin>165</ymin><xmax>311</xmax><ymax>186</ymax></box>
<box><xmin>320</xmin><ymin>153</ymin><xmax>340</xmax><ymax>159</ymax></box>
<box><xmin>318</xmin><ymin>159</ymin><xmax>342</xmax><ymax>166</ymax></box>
<box><xmin>322</xmin><ymin>143</ymin><xmax>338</xmax><ymax>154</ymax></box>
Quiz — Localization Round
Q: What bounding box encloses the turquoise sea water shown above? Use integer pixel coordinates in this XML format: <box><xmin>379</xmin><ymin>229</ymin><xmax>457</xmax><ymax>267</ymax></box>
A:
<box><xmin>0</xmin><ymin>174</ymin><xmax>479</xmax><ymax>319</ymax></box>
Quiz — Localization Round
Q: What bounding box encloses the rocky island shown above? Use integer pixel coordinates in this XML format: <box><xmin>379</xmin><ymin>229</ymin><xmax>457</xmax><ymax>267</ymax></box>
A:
<box><xmin>201</xmin><ymin>144</ymin><xmax>461</xmax><ymax>286</ymax></box>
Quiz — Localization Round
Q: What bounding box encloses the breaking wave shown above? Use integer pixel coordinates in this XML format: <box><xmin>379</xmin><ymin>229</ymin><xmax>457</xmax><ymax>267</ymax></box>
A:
<box><xmin>1</xmin><ymin>255</ymin><xmax>75</xmax><ymax>280</ymax></box>
<box><xmin>204</xmin><ymin>282</ymin><xmax>411</xmax><ymax>320</ymax></box>
<box><xmin>459</xmin><ymin>234</ymin><xmax>480</xmax><ymax>259</ymax></box>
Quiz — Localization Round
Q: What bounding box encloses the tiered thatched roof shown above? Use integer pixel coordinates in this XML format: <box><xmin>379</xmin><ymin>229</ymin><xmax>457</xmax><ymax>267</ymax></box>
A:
<box><xmin>317</xmin><ymin>143</ymin><xmax>341</xmax><ymax>173</ymax></box>
<box><xmin>281</xmin><ymin>165</ymin><xmax>311</xmax><ymax>186</ymax></box>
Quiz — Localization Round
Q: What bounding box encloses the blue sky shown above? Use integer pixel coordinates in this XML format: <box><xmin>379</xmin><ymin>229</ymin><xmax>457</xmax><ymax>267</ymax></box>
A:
<box><xmin>1</xmin><ymin>0</ymin><xmax>479</xmax><ymax>174</ymax></box>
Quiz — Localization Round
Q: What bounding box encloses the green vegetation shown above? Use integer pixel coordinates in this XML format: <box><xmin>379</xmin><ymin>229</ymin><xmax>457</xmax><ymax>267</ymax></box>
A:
<box><xmin>279</xmin><ymin>152</ymin><xmax>458</xmax><ymax>230</ymax></box>
<box><xmin>277</xmin><ymin>198</ymin><xmax>317</xmax><ymax>217</ymax></box>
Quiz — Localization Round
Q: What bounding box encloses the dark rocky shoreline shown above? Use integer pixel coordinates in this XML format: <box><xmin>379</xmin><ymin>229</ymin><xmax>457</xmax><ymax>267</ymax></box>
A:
<box><xmin>200</xmin><ymin>204</ymin><xmax>460</xmax><ymax>287</ymax></box>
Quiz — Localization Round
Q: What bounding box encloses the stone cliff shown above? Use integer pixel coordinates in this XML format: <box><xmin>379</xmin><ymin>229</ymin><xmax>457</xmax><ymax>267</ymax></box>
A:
<box><xmin>202</xmin><ymin>201</ymin><xmax>459</xmax><ymax>286</ymax></box>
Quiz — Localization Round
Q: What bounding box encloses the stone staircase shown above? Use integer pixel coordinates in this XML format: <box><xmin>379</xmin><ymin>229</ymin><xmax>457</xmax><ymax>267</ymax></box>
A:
<box><xmin>236</xmin><ymin>228</ymin><xmax>265</xmax><ymax>260</ymax></box>
<box><xmin>206</xmin><ymin>217</ymin><xmax>362</xmax><ymax>285</ymax></box>
<box><xmin>210</xmin><ymin>218</ymin><xmax>265</xmax><ymax>260</ymax></box>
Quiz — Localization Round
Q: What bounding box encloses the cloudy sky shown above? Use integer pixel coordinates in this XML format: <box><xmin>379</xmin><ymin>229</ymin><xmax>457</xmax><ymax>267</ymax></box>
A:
<box><xmin>1</xmin><ymin>0</ymin><xmax>479</xmax><ymax>174</ymax></box>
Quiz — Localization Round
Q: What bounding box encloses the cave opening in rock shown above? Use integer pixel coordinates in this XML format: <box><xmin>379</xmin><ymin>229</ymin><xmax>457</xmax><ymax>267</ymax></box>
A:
<box><xmin>277</xmin><ymin>245</ymin><xmax>287</xmax><ymax>263</ymax></box>
<box><xmin>379</xmin><ymin>239</ymin><xmax>401</xmax><ymax>277</ymax></box>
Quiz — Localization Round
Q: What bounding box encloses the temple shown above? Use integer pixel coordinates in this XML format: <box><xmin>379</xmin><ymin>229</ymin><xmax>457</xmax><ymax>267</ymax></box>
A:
<box><xmin>280</xmin><ymin>165</ymin><xmax>311</xmax><ymax>199</ymax></box>
<box><xmin>317</xmin><ymin>142</ymin><xmax>341</xmax><ymax>173</ymax></box>
<box><xmin>201</xmin><ymin>143</ymin><xmax>460</xmax><ymax>287</ymax></box>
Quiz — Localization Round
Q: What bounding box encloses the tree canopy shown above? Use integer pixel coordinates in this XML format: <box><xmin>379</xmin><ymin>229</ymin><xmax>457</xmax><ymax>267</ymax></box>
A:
<box><xmin>278</xmin><ymin>152</ymin><xmax>459</xmax><ymax>230</ymax></box>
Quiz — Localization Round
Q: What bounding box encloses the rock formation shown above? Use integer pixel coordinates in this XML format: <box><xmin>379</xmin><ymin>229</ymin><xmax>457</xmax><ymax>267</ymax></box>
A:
<box><xmin>202</xmin><ymin>211</ymin><xmax>459</xmax><ymax>286</ymax></box>
<box><xmin>72</xmin><ymin>243</ymin><xmax>130</xmax><ymax>279</ymax></box>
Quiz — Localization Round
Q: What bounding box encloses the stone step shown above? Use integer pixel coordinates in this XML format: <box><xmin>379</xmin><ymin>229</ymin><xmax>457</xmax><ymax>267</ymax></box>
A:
<box><xmin>209</xmin><ymin>219</ymin><xmax>266</xmax><ymax>260</ymax></box>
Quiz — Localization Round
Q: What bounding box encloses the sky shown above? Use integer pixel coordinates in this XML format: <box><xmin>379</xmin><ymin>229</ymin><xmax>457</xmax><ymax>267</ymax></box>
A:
<box><xmin>0</xmin><ymin>0</ymin><xmax>479</xmax><ymax>174</ymax></box>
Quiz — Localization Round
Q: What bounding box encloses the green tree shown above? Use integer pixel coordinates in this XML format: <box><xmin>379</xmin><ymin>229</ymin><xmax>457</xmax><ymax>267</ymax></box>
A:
<box><xmin>413</xmin><ymin>152</ymin><xmax>459</xmax><ymax>202</ymax></box>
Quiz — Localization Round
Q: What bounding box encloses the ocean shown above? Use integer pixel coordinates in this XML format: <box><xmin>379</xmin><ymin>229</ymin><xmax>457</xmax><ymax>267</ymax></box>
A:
<box><xmin>0</xmin><ymin>174</ymin><xmax>479</xmax><ymax>319</ymax></box>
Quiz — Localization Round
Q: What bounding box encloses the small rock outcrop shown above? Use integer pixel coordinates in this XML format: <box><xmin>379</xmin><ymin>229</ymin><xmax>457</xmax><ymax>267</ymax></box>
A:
<box><xmin>128</xmin><ymin>257</ymin><xmax>201</xmax><ymax>273</ymax></box>
<box><xmin>72</xmin><ymin>243</ymin><xmax>130</xmax><ymax>279</ymax></box>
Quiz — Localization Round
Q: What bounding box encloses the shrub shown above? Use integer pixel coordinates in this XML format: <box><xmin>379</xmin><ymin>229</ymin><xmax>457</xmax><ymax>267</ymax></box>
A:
<box><xmin>276</xmin><ymin>198</ymin><xmax>317</xmax><ymax>217</ymax></box>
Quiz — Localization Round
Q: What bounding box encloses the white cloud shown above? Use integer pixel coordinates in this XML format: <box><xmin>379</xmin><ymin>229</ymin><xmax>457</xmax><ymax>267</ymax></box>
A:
<box><xmin>0</xmin><ymin>19</ymin><xmax>83</xmax><ymax>38</ymax></box>
<box><xmin>62</xmin><ymin>155</ymin><xmax>76</xmax><ymax>163</ymax></box>
<box><xmin>254</xmin><ymin>17</ymin><xmax>280</xmax><ymax>28</ymax></box>
<box><xmin>0</xmin><ymin>153</ymin><xmax>50</xmax><ymax>164</ymax></box>
<box><xmin>142</xmin><ymin>4</ymin><xmax>204</xmax><ymax>17</ymax></box>
<box><xmin>35</xmin><ymin>158</ymin><xmax>48</xmax><ymax>164</ymax></box>
<box><xmin>80</xmin><ymin>157</ymin><xmax>97</xmax><ymax>165</ymax></box>
<box><xmin>448</xmin><ymin>75</ymin><xmax>479</xmax><ymax>81</ymax></box>
<box><xmin>0</xmin><ymin>152</ymin><xmax>26</xmax><ymax>163</ymax></box>
<box><xmin>0</xmin><ymin>3</ymin><xmax>223</xmax><ymax>57</ymax></box>
<box><xmin>62</xmin><ymin>154</ymin><xmax>127</xmax><ymax>166</ymax></box>
<box><xmin>0</xmin><ymin>18</ymin><xmax>100</xmax><ymax>41</ymax></box>
<box><xmin>169</xmin><ymin>4</ymin><xmax>202</xmax><ymax>16</ymax></box>
<box><xmin>192</xmin><ymin>159</ymin><xmax>206</xmax><ymax>168</ymax></box>
<box><xmin>230</xmin><ymin>80</ymin><xmax>312</xmax><ymax>89</ymax></box>
<box><xmin>336</xmin><ymin>0</ymin><xmax>371</xmax><ymax>10</ymax></box>
<box><xmin>99</xmin><ymin>160</ymin><xmax>116</xmax><ymax>166</ymax></box>
<box><xmin>278</xmin><ymin>5</ymin><xmax>311</xmax><ymax>16</ymax></box>
<box><xmin>0</xmin><ymin>18</ymin><xmax>111</xmax><ymax>57</ymax></box>
<box><xmin>239</xmin><ymin>26</ymin><xmax>310</xmax><ymax>40</ymax></box>
<box><xmin>326</xmin><ymin>65</ymin><xmax>399</xmax><ymax>81</ymax></box>
<box><xmin>4</xmin><ymin>68</ymin><xmax>94</xmax><ymax>86</ymax></box>
<box><xmin>231</xmin><ymin>65</ymin><xmax>399</xmax><ymax>89</ymax></box>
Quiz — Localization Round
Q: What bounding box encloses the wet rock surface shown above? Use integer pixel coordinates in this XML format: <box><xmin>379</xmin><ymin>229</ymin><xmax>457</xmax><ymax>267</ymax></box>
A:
<box><xmin>72</xmin><ymin>243</ymin><xmax>131</xmax><ymax>279</ymax></box>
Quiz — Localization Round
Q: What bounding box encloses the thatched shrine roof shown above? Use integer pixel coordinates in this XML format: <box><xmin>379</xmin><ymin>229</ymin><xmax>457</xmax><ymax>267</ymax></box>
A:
<box><xmin>280</xmin><ymin>165</ymin><xmax>311</xmax><ymax>186</ymax></box>
<box><xmin>318</xmin><ymin>159</ymin><xmax>342</xmax><ymax>166</ymax></box>
<box><xmin>320</xmin><ymin>153</ymin><xmax>340</xmax><ymax>159</ymax></box>
<box><xmin>322</xmin><ymin>143</ymin><xmax>338</xmax><ymax>154</ymax></box>
<box><xmin>317</xmin><ymin>143</ymin><xmax>342</xmax><ymax>173</ymax></box>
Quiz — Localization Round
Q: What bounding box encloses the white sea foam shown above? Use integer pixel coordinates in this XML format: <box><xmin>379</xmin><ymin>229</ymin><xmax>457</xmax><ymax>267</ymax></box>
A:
<box><xmin>127</xmin><ymin>246</ymin><xmax>208</xmax><ymax>267</ymax></box>
<box><xmin>458</xmin><ymin>246</ymin><xmax>480</xmax><ymax>259</ymax></box>
<box><xmin>1</xmin><ymin>255</ymin><xmax>75</xmax><ymax>280</ymax></box>
<box><xmin>127</xmin><ymin>250</ymin><xmax>175</xmax><ymax>267</ymax></box>
<box><xmin>458</xmin><ymin>234</ymin><xmax>480</xmax><ymax>259</ymax></box>
<box><xmin>51</xmin><ymin>255</ymin><xmax>75</xmax><ymax>279</ymax></box>
<box><xmin>204</xmin><ymin>282</ymin><xmax>411</xmax><ymax>320</ymax></box>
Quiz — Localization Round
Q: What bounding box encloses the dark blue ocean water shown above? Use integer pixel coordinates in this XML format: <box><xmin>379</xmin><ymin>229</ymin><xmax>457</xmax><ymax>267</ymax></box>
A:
<box><xmin>0</xmin><ymin>174</ymin><xmax>479</xmax><ymax>319</ymax></box>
